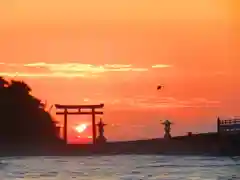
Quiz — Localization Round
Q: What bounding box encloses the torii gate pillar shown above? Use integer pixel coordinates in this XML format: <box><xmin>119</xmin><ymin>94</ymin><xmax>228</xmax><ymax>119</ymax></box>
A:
<box><xmin>55</xmin><ymin>103</ymin><xmax>104</xmax><ymax>145</ymax></box>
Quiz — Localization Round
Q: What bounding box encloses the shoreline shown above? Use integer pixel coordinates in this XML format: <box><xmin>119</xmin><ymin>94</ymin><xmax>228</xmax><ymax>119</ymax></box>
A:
<box><xmin>0</xmin><ymin>132</ymin><xmax>239</xmax><ymax>157</ymax></box>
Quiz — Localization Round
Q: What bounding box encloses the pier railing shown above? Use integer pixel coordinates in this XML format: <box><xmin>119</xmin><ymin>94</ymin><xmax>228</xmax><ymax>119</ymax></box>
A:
<box><xmin>217</xmin><ymin>118</ymin><xmax>240</xmax><ymax>133</ymax></box>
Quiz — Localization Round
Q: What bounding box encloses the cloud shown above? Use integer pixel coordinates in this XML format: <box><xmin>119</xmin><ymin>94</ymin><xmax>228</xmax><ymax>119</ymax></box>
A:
<box><xmin>70</xmin><ymin>95</ymin><xmax>221</xmax><ymax>109</ymax></box>
<box><xmin>0</xmin><ymin>62</ymin><xmax>171</xmax><ymax>78</ymax></box>
<box><xmin>0</xmin><ymin>72</ymin><xmax>94</xmax><ymax>78</ymax></box>
<box><xmin>24</xmin><ymin>62</ymin><xmax>149</xmax><ymax>73</ymax></box>
<box><xmin>103</xmin><ymin>96</ymin><xmax>221</xmax><ymax>109</ymax></box>
<box><xmin>152</xmin><ymin>64</ymin><xmax>173</xmax><ymax>68</ymax></box>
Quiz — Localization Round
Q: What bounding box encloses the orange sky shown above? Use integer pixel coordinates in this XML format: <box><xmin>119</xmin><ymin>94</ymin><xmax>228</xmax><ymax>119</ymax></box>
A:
<box><xmin>0</xmin><ymin>0</ymin><xmax>239</xmax><ymax>143</ymax></box>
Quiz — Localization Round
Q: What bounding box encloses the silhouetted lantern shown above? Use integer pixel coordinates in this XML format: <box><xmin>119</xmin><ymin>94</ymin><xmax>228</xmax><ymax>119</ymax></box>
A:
<box><xmin>161</xmin><ymin>120</ymin><xmax>173</xmax><ymax>139</ymax></box>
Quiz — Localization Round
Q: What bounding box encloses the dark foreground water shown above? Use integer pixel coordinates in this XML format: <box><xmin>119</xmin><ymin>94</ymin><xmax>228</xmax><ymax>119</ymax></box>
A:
<box><xmin>0</xmin><ymin>156</ymin><xmax>239</xmax><ymax>180</ymax></box>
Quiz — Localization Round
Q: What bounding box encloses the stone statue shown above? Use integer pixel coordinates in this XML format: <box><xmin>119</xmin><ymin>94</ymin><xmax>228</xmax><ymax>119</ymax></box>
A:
<box><xmin>96</xmin><ymin>118</ymin><xmax>107</xmax><ymax>144</ymax></box>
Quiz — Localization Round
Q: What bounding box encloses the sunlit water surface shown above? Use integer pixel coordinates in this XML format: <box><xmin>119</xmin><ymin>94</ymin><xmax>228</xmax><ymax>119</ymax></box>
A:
<box><xmin>0</xmin><ymin>155</ymin><xmax>239</xmax><ymax>180</ymax></box>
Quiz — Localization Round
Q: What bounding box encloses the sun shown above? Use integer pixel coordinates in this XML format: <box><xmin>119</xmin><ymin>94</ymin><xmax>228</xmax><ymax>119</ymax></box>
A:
<box><xmin>75</xmin><ymin>124</ymin><xmax>87</xmax><ymax>133</ymax></box>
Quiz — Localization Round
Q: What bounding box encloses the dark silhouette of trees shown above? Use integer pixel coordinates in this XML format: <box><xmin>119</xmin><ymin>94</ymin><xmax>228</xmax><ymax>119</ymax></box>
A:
<box><xmin>0</xmin><ymin>77</ymin><xmax>62</xmax><ymax>145</ymax></box>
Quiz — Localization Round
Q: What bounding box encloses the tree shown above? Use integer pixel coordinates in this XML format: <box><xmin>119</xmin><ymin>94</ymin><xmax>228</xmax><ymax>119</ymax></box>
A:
<box><xmin>0</xmin><ymin>77</ymin><xmax>8</xmax><ymax>88</ymax></box>
<box><xmin>0</xmin><ymin>76</ymin><xmax>63</xmax><ymax>145</ymax></box>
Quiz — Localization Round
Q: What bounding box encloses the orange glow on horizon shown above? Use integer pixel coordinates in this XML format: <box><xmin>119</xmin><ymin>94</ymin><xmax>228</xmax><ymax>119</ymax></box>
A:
<box><xmin>0</xmin><ymin>0</ymin><xmax>239</xmax><ymax>142</ymax></box>
<box><xmin>75</xmin><ymin>124</ymin><xmax>88</xmax><ymax>133</ymax></box>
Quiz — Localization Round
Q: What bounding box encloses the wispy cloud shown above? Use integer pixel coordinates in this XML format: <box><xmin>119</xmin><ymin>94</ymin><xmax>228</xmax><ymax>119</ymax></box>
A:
<box><xmin>131</xmin><ymin>96</ymin><xmax>221</xmax><ymax>108</ymax></box>
<box><xmin>152</xmin><ymin>64</ymin><xmax>173</xmax><ymax>68</ymax></box>
<box><xmin>70</xmin><ymin>96</ymin><xmax>221</xmax><ymax>109</ymax></box>
<box><xmin>0</xmin><ymin>62</ymin><xmax>171</xmax><ymax>78</ymax></box>
<box><xmin>138</xmin><ymin>97</ymin><xmax>220</xmax><ymax>108</ymax></box>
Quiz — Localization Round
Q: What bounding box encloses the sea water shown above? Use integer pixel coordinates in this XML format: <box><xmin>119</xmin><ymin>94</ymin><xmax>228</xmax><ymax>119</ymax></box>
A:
<box><xmin>0</xmin><ymin>155</ymin><xmax>239</xmax><ymax>180</ymax></box>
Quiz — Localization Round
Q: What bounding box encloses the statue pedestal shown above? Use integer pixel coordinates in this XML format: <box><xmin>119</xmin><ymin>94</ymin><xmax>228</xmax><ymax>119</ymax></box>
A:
<box><xmin>164</xmin><ymin>133</ymin><xmax>171</xmax><ymax>139</ymax></box>
<box><xmin>96</xmin><ymin>136</ymin><xmax>107</xmax><ymax>144</ymax></box>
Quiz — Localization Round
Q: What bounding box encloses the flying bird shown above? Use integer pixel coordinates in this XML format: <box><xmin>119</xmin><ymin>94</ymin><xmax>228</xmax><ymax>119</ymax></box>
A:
<box><xmin>157</xmin><ymin>85</ymin><xmax>164</xmax><ymax>90</ymax></box>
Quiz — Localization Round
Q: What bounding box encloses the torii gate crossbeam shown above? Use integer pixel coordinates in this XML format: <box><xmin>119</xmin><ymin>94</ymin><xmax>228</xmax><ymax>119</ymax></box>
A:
<box><xmin>55</xmin><ymin>103</ymin><xmax>104</xmax><ymax>144</ymax></box>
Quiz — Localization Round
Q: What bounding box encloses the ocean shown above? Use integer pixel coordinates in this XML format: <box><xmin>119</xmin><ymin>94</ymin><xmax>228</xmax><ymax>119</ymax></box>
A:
<box><xmin>0</xmin><ymin>155</ymin><xmax>239</xmax><ymax>180</ymax></box>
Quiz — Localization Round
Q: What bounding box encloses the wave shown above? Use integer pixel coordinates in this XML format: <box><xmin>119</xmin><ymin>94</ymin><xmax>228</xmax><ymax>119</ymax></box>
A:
<box><xmin>136</xmin><ymin>163</ymin><xmax>240</xmax><ymax>169</ymax></box>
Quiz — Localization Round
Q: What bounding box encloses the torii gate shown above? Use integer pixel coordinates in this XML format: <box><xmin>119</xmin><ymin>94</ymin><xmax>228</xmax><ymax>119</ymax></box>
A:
<box><xmin>55</xmin><ymin>103</ymin><xmax>104</xmax><ymax>144</ymax></box>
